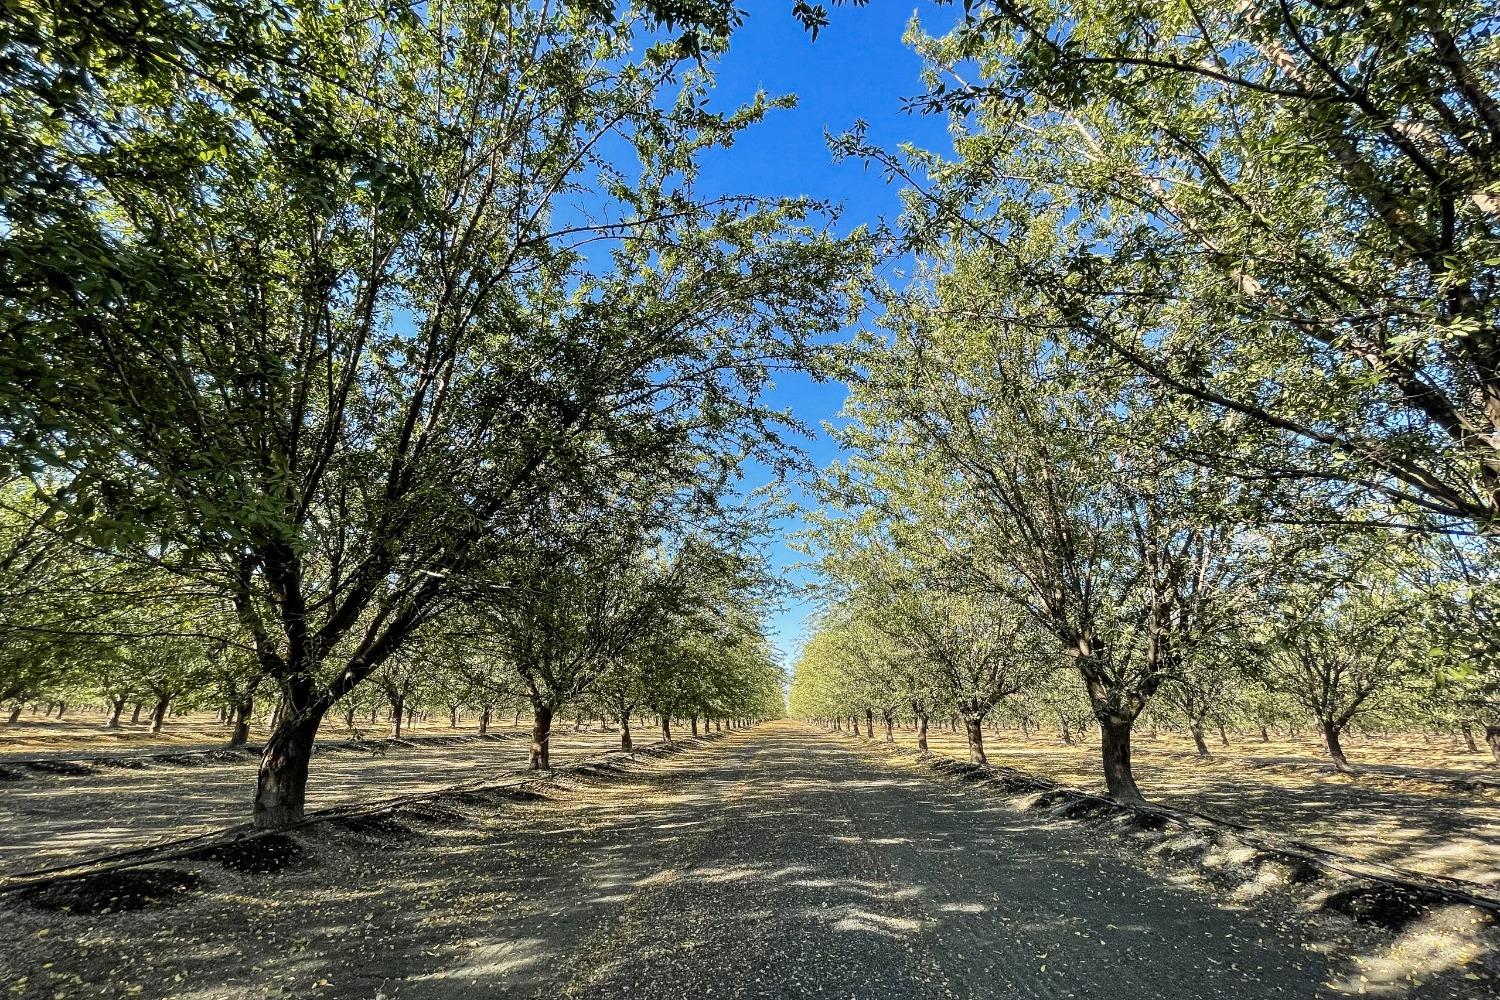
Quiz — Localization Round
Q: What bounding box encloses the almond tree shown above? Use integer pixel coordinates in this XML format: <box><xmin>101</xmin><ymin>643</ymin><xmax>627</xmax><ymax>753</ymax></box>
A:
<box><xmin>1</xmin><ymin>2</ymin><xmax>865</xmax><ymax>826</ymax></box>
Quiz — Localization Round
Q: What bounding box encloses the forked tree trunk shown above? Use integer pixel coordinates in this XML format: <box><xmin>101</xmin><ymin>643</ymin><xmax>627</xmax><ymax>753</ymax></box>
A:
<box><xmin>1322</xmin><ymin>719</ymin><xmax>1354</xmax><ymax>773</ymax></box>
<box><xmin>107</xmin><ymin>697</ymin><xmax>126</xmax><ymax>729</ymax></box>
<box><xmin>915</xmin><ymin>713</ymin><xmax>929</xmax><ymax>752</ymax></box>
<box><xmin>620</xmin><ymin>710</ymin><xmax>633</xmax><ymax>751</ymax></box>
<box><xmin>149</xmin><ymin>696</ymin><xmax>170</xmax><ymax>734</ymax></box>
<box><xmin>1100</xmin><ymin>716</ymin><xmax>1145</xmax><ymax>803</ymax></box>
<box><xmin>963</xmin><ymin>716</ymin><xmax>987</xmax><ymax>765</ymax></box>
<box><xmin>254</xmin><ymin>700</ymin><xmax>324</xmax><ymax>830</ymax></box>
<box><xmin>529</xmin><ymin>704</ymin><xmax>554</xmax><ymax>770</ymax></box>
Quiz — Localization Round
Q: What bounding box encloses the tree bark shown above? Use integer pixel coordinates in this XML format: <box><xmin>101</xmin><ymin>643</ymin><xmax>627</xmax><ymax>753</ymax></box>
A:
<box><xmin>1060</xmin><ymin>713</ymin><xmax>1073</xmax><ymax>744</ymax></box>
<box><xmin>864</xmin><ymin>708</ymin><xmax>874</xmax><ymax>738</ymax></box>
<box><xmin>1486</xmin><ymin>725</ymin><xmax>1500</xmax><ymax>765</ymax></box>
<box><xmin>620</xmin><ymin>710</ymin><xmax>633</xmax><ymax>751</ymax></box>
<box><xmin>1460</xmin><ymin>721</ymin><xmax>1479</xmax><ymax>753</ymax></box>
<box><xmin>6</xmin><ymin>704</ymin><xmax>20</xmax><ymax>724</ymax></box>
<box><xmin>1217</xmin><ymin>721</ymin><xmax>1229</xmax><ymax>747</ymax></box>
<box><xmin>1260</xmin><ymin>725</ymin><xmax>1269</xmax><ymax>742</ymax></box>
<box><xmin>107</xmin><ymin>697</ymin><xmax>126</xmax><ymax>729</ymax></box>
<box><xmin>661</xmin><ymin>715</ymin><xmax>672</xmax><ymax>744</ymax></box>
<box><xmin>390</xmin><ymin>693</ymin><xmax>404</xmax><ymax>738</ymax></box>
<box><xmin>227</xmin><ymin>695</ymin><xmax>253</xmax><ymax>749</ymax></box>
<box><xmin>149</xmin><ymin>696</ymin><xmax>170</xmax><ymax>734</ymax></box>
<box><xmin>1100</xmin><ymin>716</ymin><xmax>1145</xmax><ymax>803</ymax></box>
<box><xmin>963</xmin><ymin>716</ymin><xmax>988</xmax><ymax>765</ymax></box>
<box><xmin>478</xmin><ymin>706</ymin><xmax>491</xmax><ymax>736</ymax></box>
<box><xmin>1189</xmin><ymin>721</ymin><xmax>1211</xmax><ymax>757</ymax></box>
<box><xmin>130</xmin><ymin>702</ymin><xmax>142</xmax><ymax>725</ymax></box>
<box><xmin>882</xmin><ymin>713</ymin><xmax>894</xmax><ymax>743</ymax></box>
<box><xmin>56</xmin><ymin>701</ymin><xmax>66</xmax><ymax>719</ymax></box>
<box><xmin>253</xmin><ymin>701</ymin><xmax>323</xmax><ymax>830</ymax></box>
<box><xmin>915</xmin><ymin>713</ymin><xmax>929</xmax><ymax>753</ymax></box>
<box><xmin>1322</xmin><ymin>719</ymin><xmax>1355</xmax><ymax>773</ymax></box>
<box><xmin>690</xmin><ymin>715</ymin><xmax>699</xmax><ymax>737</ymax></box>
<box><xmin>528</xmin><ymin>705</ymin><xmax>554</xmax><ymax>769</ymax></box>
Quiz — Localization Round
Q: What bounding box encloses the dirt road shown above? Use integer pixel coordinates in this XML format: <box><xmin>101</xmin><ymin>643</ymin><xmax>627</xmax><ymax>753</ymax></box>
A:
<box><xmin>2</xmin><ymin>722</ymin><xmax>1491</xmax><ymax>999</ymax></box>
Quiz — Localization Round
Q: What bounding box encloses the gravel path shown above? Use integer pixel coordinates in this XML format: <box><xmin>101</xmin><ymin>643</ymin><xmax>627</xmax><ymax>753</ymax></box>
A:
<box><xmin>3</xmin><ymin>722</ymin><xmax>1491</xmax><ymax>1000</ymax></box>
<box><xmin>406</xmin><ymin>723</ymin><xmax>1461</xmax><ymax>999</ymax></box>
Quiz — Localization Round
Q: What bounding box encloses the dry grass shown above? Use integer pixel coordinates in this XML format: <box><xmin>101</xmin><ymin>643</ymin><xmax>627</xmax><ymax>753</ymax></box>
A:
<box><xmin>867</xmin><ymin>725</ymin><xmax>1500</xmax><ymax>888</ymax></box>
<box><xmin>0</xmin><ymin>707</ymin><xmax>541</xmax><ymax>756</ymax></box>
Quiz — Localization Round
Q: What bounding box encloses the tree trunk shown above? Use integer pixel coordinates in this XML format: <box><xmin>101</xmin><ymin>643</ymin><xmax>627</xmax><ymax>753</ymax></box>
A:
<box><xmin>450</xmin><ymin>706</ymin><xmax>459</xmax><ymax>729</ymax></box>
<box><xmin>1100</xmin><ymin>716</ymin><xmax>1145</xmax><ymax>803</ymax></box>
<box><xmin>1486</xmin><ymin>725</ymin><xmax>1500</xmax><ymax>765</ymax></box>
<box><xmin>963</xmin><ymin>716</ymin><xmax>988</xmax><ymax>765</ymax></box>
<box><xmin>149</xmin><ymin>696</ymin><xmax>170</xmax><ymax>734</ymax></box>
<box><xmin>1321</xmin><ymin>719</ymin><xmax>1354</xmax><ymax>773</ymax></box>
<box><xmin>227</xmin><ymin>696</ymin><xmax>253</xmax><ymax>749</ymax></box>
<box><xmin>253</xmin><ymin>698</ymin><xmax>323</xmax><ymax>830</ymax></box>
<box><xmin>478</xmin><ymin>706</ymin><xmax>491</xmax><ymax>736</ymax></box>
<box><xmin>1217</xmin><ymin>721</ymin><xmax>1229</xmax><ymax>747</ymax></box>
<box><xmin>661</xmin><ymin>715</ymin><xmax>672</xmax><ymax>744</ymax></box>
<box><xmin>1259</xmin><ymin>725</ymin><xmax>1269</xmax><ymax>742</ymax></box>
<box><xmin>690</xmin><ymin>715</ymin><xmax>699</xmax><ymax>737</ymax></box>
<box><xmin>882</xmin><ymin>713</ymin><xmax>894</xmax><ymax>743</ymax></box>
<box><xmin>1189</xmin><ymin>721</ymin><xmax>1210</xmax><ymax>757</ymax></box>
<box><xmin>620</xmin><ymin>710</ymin><xmax>633</xmax><ymax>751</ymax></box>
<box><xmin>107</xmin><ymin>698</ymin><xmax>125</xmax><ymax>729</ymax></box>
<box><xmin>915</xmin><ymin>713</ymin><xmax>929</xmax><ymax>753</ymax></box>
<box><xmin>390</xmin><ymin>693</ymin><xmax>404</xmax><ymax>738</ymax></box>
<box><xmin>6</xmin><ymin>704</ymin><xmax>20</xmax><ymax>724</ymax></box>
<box><xmin>56</xmin><ymin>701</ymin><xmax>66</xmax><ymax>719</ymax></box>
<box><xmin>715</xmin><ymin>718</ymin><xmax>722</xmax><ymax>732</ymax></box>
<box><xmin>130</xmin><ymin>702</ymin><xmax>142</xmax><ymax>725</ymax></box>
<box><xmin>1059</xmin><ymin>714</ymin><xmax>1073</xmax><ymax>745</ymax></box>
<box><xmin>1460</xmin><ymin>721</ymin><xmax>1479</xmax><ymax>753</ymax></box>
<box><xmin>864</xmin><ymin>708</ymin><xmax>873</xmax><ymax>738</ymax></box>
<box><xmin>529</xmin><ymin>705</ymin><xmax>554</xmax><ymax>770</ymax></box>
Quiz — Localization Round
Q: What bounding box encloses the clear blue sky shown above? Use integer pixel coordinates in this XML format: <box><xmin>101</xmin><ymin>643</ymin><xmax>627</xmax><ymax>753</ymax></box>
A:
<box><xmin>694</xmin><ymin>5</ymin><xmax>957</xmax><ymax>668</ymax></box>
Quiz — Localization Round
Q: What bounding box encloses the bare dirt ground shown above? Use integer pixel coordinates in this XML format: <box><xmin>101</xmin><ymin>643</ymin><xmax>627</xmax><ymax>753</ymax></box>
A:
<box><xmin>0</xmin><ymin>708</ymin><xmax>529</xmax><ymax>757</ymax></box>
<box><xmin>1</xmin><ymin>722</ymin><xmax>1492</xmax><ymax>1000</ymax></box>
<box><xmin>899</xmin><ymin>727</ymin><xmax>1500</xmax><ymax>888</ymax></box>
<box><xmin>0</xmin><ymin>725</ymin><xmax>635</xmax><ymax>877</ymax></box>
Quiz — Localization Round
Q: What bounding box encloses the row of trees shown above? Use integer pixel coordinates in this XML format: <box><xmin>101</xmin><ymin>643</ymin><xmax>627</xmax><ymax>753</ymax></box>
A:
<box><xmin>1</xmin><ymin>1</ymin><xmax>817</xmax><ymax>827</ymax></box>
<box><xmin>792</xmin><ymin>0</ymin><xmax>1500</xmax><ymax>799</ymax></box>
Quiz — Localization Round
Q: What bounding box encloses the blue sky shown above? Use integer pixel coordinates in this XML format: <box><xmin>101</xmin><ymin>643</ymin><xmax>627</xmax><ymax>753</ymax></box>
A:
<box><xmin>694</xmin><ymin>5</ymin><xmax>957</xmax><ymax>667</ymax></box>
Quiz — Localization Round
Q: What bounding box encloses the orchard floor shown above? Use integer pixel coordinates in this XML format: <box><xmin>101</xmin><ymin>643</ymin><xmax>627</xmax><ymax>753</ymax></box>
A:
<box><xmin>0</xmin><ymin>723</ymin><xmax>638</xmax><ymax>876</ymax></box>
<box><xmin>1</xmin><ymin>721</ymin><xmax>1494</xmax><ymax>1000</ymax></box>
<box><xmin>0</xmin><ymin>709</ymin><xmax>533</xmax><ymax>757</ymax></box>
<box><xmin>905</xmin><ymin>728</ymin><xmax>1500</xmax><ymax>888</ymax></box>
